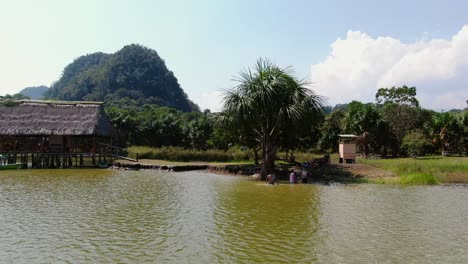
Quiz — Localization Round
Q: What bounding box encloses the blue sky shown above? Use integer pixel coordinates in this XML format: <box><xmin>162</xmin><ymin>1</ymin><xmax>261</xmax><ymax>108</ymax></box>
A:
<box><xmin>1</xmin><ymin>0</ymin><xmax>467</xmax><ymax>110</ymax></box>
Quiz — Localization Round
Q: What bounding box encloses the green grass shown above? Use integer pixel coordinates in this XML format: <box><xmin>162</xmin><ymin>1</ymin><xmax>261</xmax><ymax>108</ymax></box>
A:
<box><xmin>128</xmin><ymin>147</ymin><xmax>338</xmax><ymax>163</ymax></box>
<box><xmin>128</xmin><ymin>146</ymin><xmax>254</xmax><ymax>162</ymax></box>
<box><xmin>360</xmin><ymin>156</ymin><xmax>468</xmax><ymax>183</ymax></box>
<box><xmin>369</xmin><ymin>173</ymin><xmax>440</xmax><ymax>185</ymax></box>
<box><xmin>400</xmin><ymin>173</ymin><xmax>440</xmax><ymax>185</ymax></box>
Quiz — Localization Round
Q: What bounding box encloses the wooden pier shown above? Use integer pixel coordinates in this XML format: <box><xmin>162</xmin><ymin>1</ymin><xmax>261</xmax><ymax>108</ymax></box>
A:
<box><xmin>0</xmin><ymin>152</ymin><xmax>117</xmax><ymax>169</ymax></box>
<box><xmin>0</xmin><ymin>143</ymin><xmax>130</xmax><ymax>169</ymax></box>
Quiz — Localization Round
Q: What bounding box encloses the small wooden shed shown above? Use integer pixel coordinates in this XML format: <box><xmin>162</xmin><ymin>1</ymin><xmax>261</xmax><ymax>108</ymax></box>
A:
<box><xmin>338</xmin><ymin>134</ymin><xmax>357</xmax><ymax>164</ymax></box>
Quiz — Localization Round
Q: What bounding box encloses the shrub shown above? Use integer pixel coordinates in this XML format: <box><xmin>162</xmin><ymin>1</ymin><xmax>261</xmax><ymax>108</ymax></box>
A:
<box><xmin>402</xmin><ymin>130</ymin><xmax>432</xmax><ymax>157</ymax></box>
<box><xmin>400</xmin><ymin>173</ymin><xmax>440</xmax><ymax>185</ymax></box>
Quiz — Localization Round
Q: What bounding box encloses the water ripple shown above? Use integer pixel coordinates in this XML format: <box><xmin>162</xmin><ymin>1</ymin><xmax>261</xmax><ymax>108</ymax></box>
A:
<box><xmin>0</xmin><ymin>170</ymin><xmax>467</xmax><ymax>263</ymax></box>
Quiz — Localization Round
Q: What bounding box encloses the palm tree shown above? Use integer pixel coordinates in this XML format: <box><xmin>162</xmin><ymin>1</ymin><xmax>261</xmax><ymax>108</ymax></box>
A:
<box><xmin>219</xmin><ymin>58</ymin><xmax>324</xmax><ymax>179</ymax></box>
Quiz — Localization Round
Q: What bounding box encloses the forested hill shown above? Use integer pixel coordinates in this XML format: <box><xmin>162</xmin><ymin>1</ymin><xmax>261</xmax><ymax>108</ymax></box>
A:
<box><xmin>46</xmin><ymin>44</ymin><xmax>199</xmax><ymax>112</ymax></box>
<box><xmin>19</xmin><ymin>85</ymin><xmax>48</xmax><ymax>99</ymax></box>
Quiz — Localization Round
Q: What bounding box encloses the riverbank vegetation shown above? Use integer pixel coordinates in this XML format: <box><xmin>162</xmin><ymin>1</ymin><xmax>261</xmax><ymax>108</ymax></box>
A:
<box><xmin>369</xmin><ymin>173</ymin><xmax>441</xmax><ymax>185</ymax></box>
<box><xmin>360</xmin><ymin>156</ymin><xmax>467</xmax><ymax>183</ymax></box>
<box><xmin>129</xmin><ymin>146</ymin><xmax>253</xmax><ymax>162</ymax></box>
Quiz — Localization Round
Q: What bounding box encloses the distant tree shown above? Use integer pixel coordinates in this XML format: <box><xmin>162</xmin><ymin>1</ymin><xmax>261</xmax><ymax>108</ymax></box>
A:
<box><xmin>182</xmin><ymin>112</ymin><xmax>214</xmax><ymax>150</ymax></box>
<box><xmin>279</xmin><ymin>110</ymin><xmax>323</xmax><ymax>161</ymax></box>
<box><xmin>340</xmin><ymin>101</ymin><xmax>381</xmax><ymax>156</ymax></box>
<box><xmin>341</xmin><ymin>101</ymin><xmax>379</xmax><ymax>133</ymax></box>
<box><xmin>440</xmin><ymin>115</ymin><xmax>465</xmax><ymax>156</ymax></box>
<box><xmin>219</xmin><ymin>58</ymin><xmax>324</xmax><ymax>179</ymax></box>
<box><xmin>380</xmin><ymin>104</ymin><xmax>424</xmax><ymax>156</ymax></box>
<box><xmin>105</xmin><ymin>106</ymin><xmax>139</xmax><ymax>146</ymax></box>
<box><xmin>214</xmin><ymin>111</ymin><xmax>262</xmax><ymax>164</ymax></box>
<box><xmin>0</xmin><ymin>93</ymin><xmax>30</xmax><ymax>107</ymax></box>
<box><xmin>318</xmin><ymin>110</ymin><xmax>345</xmax><ymax>153</ymax></box>
<box><xmin>375</xmin><ymin>85</ymin><xmax>419</xmax><ymax>107</ymax></box>
<box><xmin>374</xmin><ymin>86</ymin><xmax>424</xmax><ymax>156</ymax></box>
<box><xmin>0</xmin><ymin>93</ymin><xmax>29</xmax><ymax>100</ymax></box>
<box><xmin>402</xmin><ymin>130</ymin><xmax>431</xmax><ymax>158</ymax></box>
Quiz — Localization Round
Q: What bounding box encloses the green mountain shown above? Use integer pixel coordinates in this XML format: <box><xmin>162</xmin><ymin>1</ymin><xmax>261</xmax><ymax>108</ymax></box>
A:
<box><xmin>47</xmin><ymin>44</ymin><xmax>199</xmax><ymax>112</ymax></box>
<box><xmin>19</xmin><ymin>85</ymin><xmax>48</xmax><ymax>99</ymax></box>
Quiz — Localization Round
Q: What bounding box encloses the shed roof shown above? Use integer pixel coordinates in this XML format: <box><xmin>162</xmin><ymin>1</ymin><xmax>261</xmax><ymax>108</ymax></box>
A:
<box><xmin>0</xmin><ymin>100</ymin><xmax>113</xmax><ymax>136</ymax></box>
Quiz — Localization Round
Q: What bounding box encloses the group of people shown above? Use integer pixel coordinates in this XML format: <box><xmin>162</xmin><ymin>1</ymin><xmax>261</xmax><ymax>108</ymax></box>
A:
<box><xmin>289</xmin><ymin>169</ymin><xmax>308</xmax><ymax>184</ymax></box>
<box><xmin>265</xmin><ymin>169</ymin><xmax>309</xmax><ymax>185</ymax></box>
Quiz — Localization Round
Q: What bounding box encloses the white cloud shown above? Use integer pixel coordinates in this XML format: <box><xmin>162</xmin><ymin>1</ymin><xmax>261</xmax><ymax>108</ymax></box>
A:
<box><xmin>311</xmin><ymin>26</ymin><xmax>468</xmax><ymax>110</ymax></box>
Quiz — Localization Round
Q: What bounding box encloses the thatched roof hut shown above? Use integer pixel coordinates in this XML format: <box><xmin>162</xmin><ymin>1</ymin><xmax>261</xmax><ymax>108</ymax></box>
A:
<box><xmin>0</xmin><ymin>100</ymin><xmax>113</xmax><ymax>136</ymax></box>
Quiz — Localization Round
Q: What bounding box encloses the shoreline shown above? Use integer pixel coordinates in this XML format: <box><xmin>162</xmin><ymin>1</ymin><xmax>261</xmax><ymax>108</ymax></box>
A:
<box><xmin>113</xmin><ymin>158</ymin><xmax>468</xmax><ymax>184</ymax></box>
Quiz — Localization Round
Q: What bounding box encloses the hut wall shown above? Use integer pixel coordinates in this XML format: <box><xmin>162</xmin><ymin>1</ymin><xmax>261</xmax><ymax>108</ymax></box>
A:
<box><xmin>339</xmin><ymin>144</ymin><xmax>356</xmax><ymax>159</ymax></box>
<box><xmin>49</xmin><ymin>135</ymin><xmax>63</xmax><ymax>153</ymax></box>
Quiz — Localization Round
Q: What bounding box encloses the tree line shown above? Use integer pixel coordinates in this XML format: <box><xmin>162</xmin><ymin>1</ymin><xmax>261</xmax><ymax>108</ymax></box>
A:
<box><xmin>104</xmin><ymin>63</ymin><xmax>467</xmax><ymax>165</ymax></box>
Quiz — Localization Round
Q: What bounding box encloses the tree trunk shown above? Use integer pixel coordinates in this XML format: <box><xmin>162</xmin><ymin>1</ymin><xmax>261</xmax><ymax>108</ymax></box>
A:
<box><xmin>382</xmin><ymin>146</ymin><xmax>387</xmax><ymax>158</ymax></box>
<box><xmin>260</xmin><ymin>151</ymin><xmax>275</xmax><ymax>180</ymax></box>
<box><xmin>260</xmin><ymin>137</ymin><xmax>276</xmax><ymax>180</ymax></box>
<box><xmin>253</xmin><ymin>148</ymin><xmax>259</xmax><ymax>166</ymax></box>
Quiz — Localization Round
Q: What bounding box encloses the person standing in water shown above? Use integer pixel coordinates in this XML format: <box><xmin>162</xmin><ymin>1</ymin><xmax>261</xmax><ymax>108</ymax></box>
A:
<box><xmin>301</xmin><ymin>169</ymin><xmax>308</xmax><ymax>183</ymax></box>
<box><xmin>289</xmin><ymin>169</ymin><xmax>296</xmax><ymax>184</ymax></box>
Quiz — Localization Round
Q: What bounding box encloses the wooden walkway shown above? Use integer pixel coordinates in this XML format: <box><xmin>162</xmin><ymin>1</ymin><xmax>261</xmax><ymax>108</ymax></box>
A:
<box><xmin>0</xmin><ymin>152</ymin><xmax>117</xmax><ymax>169</ymax></box>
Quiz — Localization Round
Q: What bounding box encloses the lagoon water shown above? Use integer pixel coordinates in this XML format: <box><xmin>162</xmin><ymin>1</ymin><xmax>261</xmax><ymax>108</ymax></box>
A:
<box><xmin>0</xmin><ymin>169</ymin><xmax>467</xmax><ymax>263</ymax></box>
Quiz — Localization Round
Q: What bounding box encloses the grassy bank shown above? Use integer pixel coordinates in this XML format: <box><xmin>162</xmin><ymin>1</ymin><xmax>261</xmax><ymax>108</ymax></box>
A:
<box><xmin>128</xmin><ymin>146</ymin><xmax>333</xmax><ymax>163</ymax></box>
<box><xmin>369</xmin><ymin>173</ymin><xmax>441</xmax><ymax>185</ymax></box>
<box><xmin>128</xmin><ymin>146</ymin><xmax>254</xmax><ymax>162</ymax></box>
<box><xmin>125</xmin><ymin>147</ymin><xmax>467</xmax><ymax>184</ymax></box>
<box><xmin>359</xmin><ymin>156</ymin><xmax>468</xmax><ymax>183</ymax></box>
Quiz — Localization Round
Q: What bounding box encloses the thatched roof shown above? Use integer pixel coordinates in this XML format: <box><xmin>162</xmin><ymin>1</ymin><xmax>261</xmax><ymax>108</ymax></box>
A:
<box><xmin>0</xmin><ymin>100</ymin><xmax>113</xmax><ymax>136</ymax></box>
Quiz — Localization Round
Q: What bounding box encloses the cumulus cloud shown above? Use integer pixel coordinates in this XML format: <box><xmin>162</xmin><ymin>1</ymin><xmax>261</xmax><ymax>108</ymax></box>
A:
<box><xmin>311</xmin><ymin>26</ymin><xmax>468</xmax><ymax>110</ymax></box>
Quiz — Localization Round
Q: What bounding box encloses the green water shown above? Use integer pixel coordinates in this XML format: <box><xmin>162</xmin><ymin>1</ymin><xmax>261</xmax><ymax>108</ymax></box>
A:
<box><xmin>0</xmin><ymin>169</ymin><xmax>467</xmax><ymax>263</ymax></box>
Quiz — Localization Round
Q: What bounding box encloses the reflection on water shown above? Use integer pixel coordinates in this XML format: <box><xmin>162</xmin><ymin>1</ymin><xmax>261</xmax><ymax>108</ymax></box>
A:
<box><xmin>0</xmin><ymin>170</ymin><xmax>467</xmax><ymax>263</ymax></box>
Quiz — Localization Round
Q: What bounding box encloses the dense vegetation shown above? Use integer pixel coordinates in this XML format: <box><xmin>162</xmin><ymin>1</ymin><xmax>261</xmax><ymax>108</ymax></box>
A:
<box><xmin>0</xmin><ymin>93</ymin><xmax>29</xmax><ymax>106</ymax></box>
<box><xmin>46</xmin><ymin>44</ymin><xmax>199</xmax><ymax>112</ymax></box>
